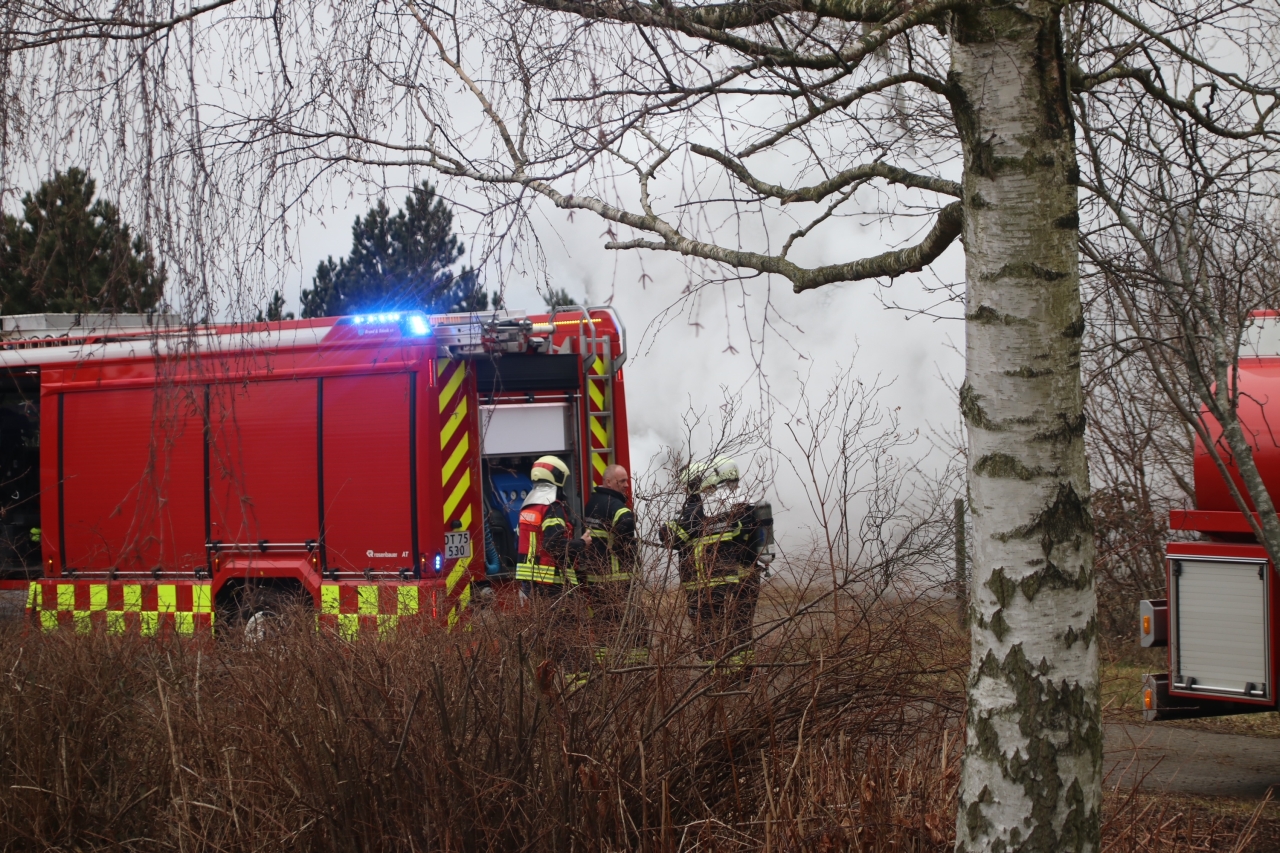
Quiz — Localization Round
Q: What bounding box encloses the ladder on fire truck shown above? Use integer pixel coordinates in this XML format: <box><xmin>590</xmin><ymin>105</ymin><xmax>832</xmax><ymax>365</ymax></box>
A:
<box><xmin>437</xmin><ymin>305</ymin><xmax>625</xmax><ymax>488</ymax></box>
<box><xmin>551</xmin><ymin>306</ymin><xmax>623</xmax><ymax>488</ymax></box>
<box><xmin>584</xmin><ymin>331</ymin><xmax>615</xmax><ymax>486</ymax></box>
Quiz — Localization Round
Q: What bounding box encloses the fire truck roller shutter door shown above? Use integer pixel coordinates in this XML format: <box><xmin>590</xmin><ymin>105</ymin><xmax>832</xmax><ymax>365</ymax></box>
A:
<box><xmin>61</xmin><ymin>387</ymin><xmax>204</xmax><ymax>573</ymax></box>
<box><xmin>207</xmin><ymin>381</ymin><xmax>318</xmax><ymax>552</ymax></box>
<box><xmin>480</xmin><ymin>403</ymin><xmax>571</xmax><ymax>457</ymax></box>
<box><xmin>322</xmin><ymin>373</ymin><xmax>413</xmax><ymax>572</ymax></box>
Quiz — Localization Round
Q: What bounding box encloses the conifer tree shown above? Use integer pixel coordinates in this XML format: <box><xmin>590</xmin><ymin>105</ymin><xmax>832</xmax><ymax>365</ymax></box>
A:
<box><xmin>0</xmin><ymin>169</ymin><xmax>163</xmax><ymax>315</ymax></box>
<box><xmin>300</xmin><ymin>183</ymin><xmax>493</xmax><ymax>318</ymax></box>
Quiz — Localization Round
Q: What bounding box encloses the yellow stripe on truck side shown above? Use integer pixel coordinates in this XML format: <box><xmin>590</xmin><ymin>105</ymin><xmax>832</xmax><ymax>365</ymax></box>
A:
<box><xmin>442</xmin><ymin>433</ymin><xmax>469</xmax><ymax>486</ymax></box>
<box><xmin>440</xmin><ymin>396</ymin><xmax>467</xmax><ymax>448</ymax></box>
<box><xmin>28</xmin><ymin>580</ymin><xmax>214</xmax><ymax>636</ymax></box>
<box><xmin>437</xmin><ymin>358</ymin><xmax>477</xmax><ymax>631</ymax></box>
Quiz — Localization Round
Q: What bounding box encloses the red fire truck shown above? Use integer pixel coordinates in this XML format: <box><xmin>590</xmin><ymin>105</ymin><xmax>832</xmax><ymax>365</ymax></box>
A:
<box><xmin>0</xmin><ymin>307</ymin><xmax>630</xmax><ymax>637</ymax></box>
<box><xmin>1141</xmin><ymin>311</ymin><xmax>1280</xmax><ymax>719</ymax></box>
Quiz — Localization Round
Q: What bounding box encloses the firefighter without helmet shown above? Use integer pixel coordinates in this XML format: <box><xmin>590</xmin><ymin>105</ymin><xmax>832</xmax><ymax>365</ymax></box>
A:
<box><xmin>531</xmin><ymin>455</ymin><xmax>571</xmax><ymax>488</ymax></box>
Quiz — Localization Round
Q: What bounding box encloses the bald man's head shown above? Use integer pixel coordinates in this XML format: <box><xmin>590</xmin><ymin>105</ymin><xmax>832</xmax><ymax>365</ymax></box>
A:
<box><xmin>603</xmin><ymin>464</ymin><xmax>630</xmax><ymax>494</ymax></box>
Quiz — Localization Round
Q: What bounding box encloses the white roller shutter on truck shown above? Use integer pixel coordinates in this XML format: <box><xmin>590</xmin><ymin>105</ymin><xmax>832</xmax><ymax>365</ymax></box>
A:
<box><xmin>1171</xmin><ymin>558</ymin><xmax>1270</xmax><ymax>699</ymax></box>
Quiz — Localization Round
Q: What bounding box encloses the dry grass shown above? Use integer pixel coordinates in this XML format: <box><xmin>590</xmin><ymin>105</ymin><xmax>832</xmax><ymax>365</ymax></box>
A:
<box><xmin>1103</xmin><ymin>791</ymin><xmax>1280</xmax><ymax>852</ymax></box>
<box><xmin>0</xmin><ymin>580</ymin><xmax>965</xmax><ymax>852</ymax></box>
<box><xmin>0</xmin><ymin>580</ymin><xmax>1272</xmax><ymax>851</ymax></box>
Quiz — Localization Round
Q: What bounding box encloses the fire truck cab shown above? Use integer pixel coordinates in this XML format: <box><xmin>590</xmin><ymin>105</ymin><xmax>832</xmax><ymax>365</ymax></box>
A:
<box><xmin>0</xmin><ymin>307</ymin><xmax>630</xmax><ymax>636</ymax></box>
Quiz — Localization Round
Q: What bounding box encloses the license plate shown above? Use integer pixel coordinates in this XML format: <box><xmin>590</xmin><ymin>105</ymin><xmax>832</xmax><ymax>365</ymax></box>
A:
<box><xmin>444</xmin><ymin>531</ymin><xmax>472</xmax><ymax>559</ymax></box>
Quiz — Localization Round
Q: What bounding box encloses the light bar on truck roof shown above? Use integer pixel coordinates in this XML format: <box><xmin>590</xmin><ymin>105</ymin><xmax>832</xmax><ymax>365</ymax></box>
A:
<box><xmin>406</xmin><ymin>314</ymin><xmax>429</xmax><ymax>336</ymax></box>
<box><xmin>352</xmin><ymin>312</ymin><xmax>402</xmax><ymax>324</ymax></box>
<box><xmin>347</xmin><ymin>311</ymin><xmax>432</xmax><ymax>337</ymax></box>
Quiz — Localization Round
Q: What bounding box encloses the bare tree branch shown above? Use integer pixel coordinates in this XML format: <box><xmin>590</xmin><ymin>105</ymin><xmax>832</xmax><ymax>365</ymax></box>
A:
<box><xmin>603</xmin><ymin>200</ymin><xmax>961</xmax><ymax>292</ymax></box>
<box><xmin>525</xmin><ymin>0</ymin><xmax>908</xmax><ymax>30</ymax></box>
<box><xmin>3</xmin><ymin>0</ymin><xmax>242</xmax><ymax>49</ymax></box>
<box><xmin>692</xmin><ymin>142</ymin><xmax>961</xmax><ymax>201</ymax></box>
<box><xmin>524</xmin><ymin>0</ymin><xmax>965</xmax><ymax>69</ymax></box>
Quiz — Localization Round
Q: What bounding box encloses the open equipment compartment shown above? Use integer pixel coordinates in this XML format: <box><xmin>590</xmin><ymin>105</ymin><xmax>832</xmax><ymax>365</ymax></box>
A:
<box><xmin>475</xmin><ymin>353</ymin><xmax>586</xmax><ymax>580</ymax></box>
<box><xmin>0</xmin><ymin>366</ymin><xmax>40</xmax><ymax>577</ymax></box>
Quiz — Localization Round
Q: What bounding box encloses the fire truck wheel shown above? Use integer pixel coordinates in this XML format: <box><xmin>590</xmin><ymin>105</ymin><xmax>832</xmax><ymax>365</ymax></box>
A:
<box><xmin>216</xmin><ymin>581</ymin><xmax>306</xmax><ymax>642</ymax></box>
<box><xmin>243</xmin><ymin>609</ymin><xmax>278</xmax><ymax>643</ymax></box>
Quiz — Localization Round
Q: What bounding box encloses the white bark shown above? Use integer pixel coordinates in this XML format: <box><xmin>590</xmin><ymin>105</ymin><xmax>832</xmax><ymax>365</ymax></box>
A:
<box><xmin>953</xmin><ymin>2</ymin><xmax>1100</xmax><ymax>851</ymax></box>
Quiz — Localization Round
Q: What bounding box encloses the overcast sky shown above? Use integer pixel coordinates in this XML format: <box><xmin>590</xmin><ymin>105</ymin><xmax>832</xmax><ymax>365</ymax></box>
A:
<box><xmin>281</xmin><ymin>180</ymin><xmax>967</xmax><ymax>552</ymax></box>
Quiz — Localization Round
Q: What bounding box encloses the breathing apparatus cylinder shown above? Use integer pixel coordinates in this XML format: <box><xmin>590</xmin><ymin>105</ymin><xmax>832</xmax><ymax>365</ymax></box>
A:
<box><xmin>752</xmin><ymin>500</ymin><xmax>775</xmax><ymax>569</ymax></box>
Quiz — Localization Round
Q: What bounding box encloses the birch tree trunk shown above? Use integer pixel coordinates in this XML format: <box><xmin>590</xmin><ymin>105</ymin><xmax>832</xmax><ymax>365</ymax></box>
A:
<box><xmin>953</xmin><ymin>2</ymin><xmax>1100</xmax><ymax>851</ymax></box>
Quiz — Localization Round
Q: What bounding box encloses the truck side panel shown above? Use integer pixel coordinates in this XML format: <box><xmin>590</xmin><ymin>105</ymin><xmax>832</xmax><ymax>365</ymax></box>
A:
<box><xmin>208</xmin><ymin>379</ymin><xmax>319</xmax><ymax>549</ymax></box>
<box><xmin>322</xmin><ymin>372</ymin><xmax>413</xmax><ymax>571</ymax></box>
<box><xmin>60</xmin><ymin>387</ymin><xmax>204</xmax><ymax>572</ymax></box>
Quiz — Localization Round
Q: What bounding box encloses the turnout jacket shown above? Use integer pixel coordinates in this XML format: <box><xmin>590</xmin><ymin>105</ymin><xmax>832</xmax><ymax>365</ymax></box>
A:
<box><xmin>669</xmin><ymin>500</ymin><xmax>764</xmax><ymax>590</ymax></box>
<box><xmin>583</xmin><ymin>486</ymin><xmax>637</xmax><ymax>582</ymax></box>
<box><xmin>662</xmin><ymin>492</ymin><xmax>707</xmax><ymax>585</ymax></box>
<box><xmin>517</xmin><ymin>496</ymin><xmax>589</xmax><ymax>585</ymax></box>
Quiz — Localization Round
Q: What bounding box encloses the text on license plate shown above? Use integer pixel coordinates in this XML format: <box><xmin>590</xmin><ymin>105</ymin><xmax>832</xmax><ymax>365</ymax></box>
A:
<box><xmin>445</xmin><ymin>531</ymin><xmax>472</xmax><ymax>559</ymax></box>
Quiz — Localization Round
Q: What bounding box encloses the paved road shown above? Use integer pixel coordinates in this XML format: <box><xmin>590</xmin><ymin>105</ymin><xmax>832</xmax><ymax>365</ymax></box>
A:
<box><xmin>1105</xmin><ymin>722</ymin><xmax>1280</xmax><ymax>798</ymax></box>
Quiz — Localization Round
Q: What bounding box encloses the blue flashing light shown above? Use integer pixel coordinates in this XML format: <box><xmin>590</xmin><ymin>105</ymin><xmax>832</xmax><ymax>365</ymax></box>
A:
<box><xmin>406</xmin><ymin>313</ymin><xmax>430</xmax><ymax>336</ymax></box>
<box><xmin>349</xmin><ymin>311</ymin><xmax>430</xmax><ymax>336</ymax></box>
<box><xmin>352</xmin><ymin>312</ymin><xmax>403</xmax><ymax>325</ymax></box>
<box><xmin>433</xmin><ymin>553</ymin><xmax>443</xmax><ymax>574</ymax></box>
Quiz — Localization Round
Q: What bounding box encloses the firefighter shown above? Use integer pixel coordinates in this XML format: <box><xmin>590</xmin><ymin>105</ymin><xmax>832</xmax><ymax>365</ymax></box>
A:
<box><xmin>661</xmin><ymin>460</ymin><xmax>712</xmax><ymax>653</ymax></box>
<box><xmin>669</xmin><ymin>456</ymin><xmax>768</xmax><ymax>677</ymax></box>
<box><xmin>516</xmin><ymin>455</ymin><xmax>592</xmax><ymax>684</ymax></box>
<box><xmin>583</xmin><ymin>464</ymin><xmax>644</xmax><ymax>664</ymax></box>
<box><xmin>660</xmin><ymin>461</ymin><xmax>711</xmax><ymax>589</ymax></box>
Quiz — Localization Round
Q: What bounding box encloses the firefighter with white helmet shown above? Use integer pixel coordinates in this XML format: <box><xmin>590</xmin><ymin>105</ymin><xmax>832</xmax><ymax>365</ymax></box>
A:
<box><xmin>517</xmin><ymin>456</ymin><xmax>593</xmax><ymax>684</ymax></box>
<box><xmin>517</xmin><ymin>456</ymin><xmax>592</xmax><ymax>588</ymax></box>
<box><xmin>665</xmin><ymin>454</ymin><xmax>770</xmax><ymax>678</ymax></box>
<box><xmin>682</xmin><ymin>460</ymin><xmax>713</xmax><ymax>493</ymax></box>
<box><xmin>662</xmin><ymin>460</ymin><xmax>712</xmax><ymax>575</ymax></box>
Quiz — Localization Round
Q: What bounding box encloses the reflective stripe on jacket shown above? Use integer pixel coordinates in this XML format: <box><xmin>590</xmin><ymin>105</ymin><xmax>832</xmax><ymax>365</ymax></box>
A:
<box><xmin>584</xmin><ymin>486</ymin><xmax>636</xmax><ymax>583</ymax></box>
<box><xmin>680</xmin><ymin>504</ymin><xmax>761</xmax><ymax>591</ymax></box>
<box><xmin>516</xmin><ymin>502</ymin><xmax>580</xmax><ymax>585</ymax></box>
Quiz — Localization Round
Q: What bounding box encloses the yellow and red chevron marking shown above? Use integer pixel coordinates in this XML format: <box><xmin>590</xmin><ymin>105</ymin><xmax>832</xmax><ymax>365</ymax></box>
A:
<box><xmin>437</xmin><ymin>358</ymin><xmax>478</xmax><ymax>629</ymax></box>
<box><xmin>26</xmin><ymin>579</ymin><xmax>213</xmax><ymax>636</ymax></box>
<box><xmin>317</xmin><ymin>582</ymin><xmax>441</xmax><ymax>639</ymax></box>
<box><xmin>587</xmin><ymin>353</ymin><xmax>613</xmax><ymax>487</ymax></box>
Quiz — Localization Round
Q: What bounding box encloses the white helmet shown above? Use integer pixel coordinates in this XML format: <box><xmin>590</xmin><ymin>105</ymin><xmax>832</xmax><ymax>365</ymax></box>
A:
<box><xmin>681</xmin><ymin>461</ymin><xmax>712</xmax><ymax>493</ymax></box>
<box><xmin>531</xmin><ymin>455</ymin><xmax>570</xmax><ymax>488</ymax></box>
<box><xmin>707</xmin><ymin>456</ymin><xmax>740</xmax><ymax>490</ymax></box>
